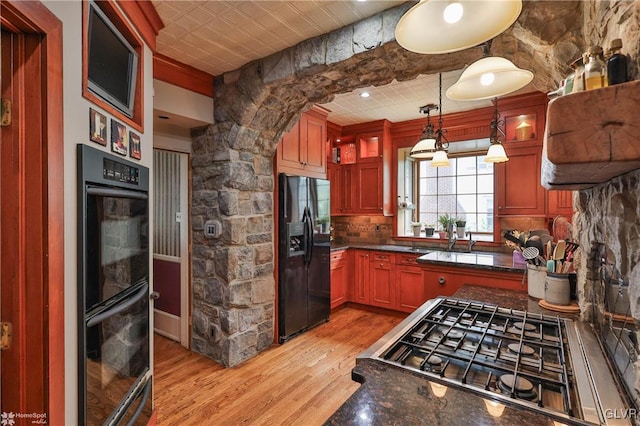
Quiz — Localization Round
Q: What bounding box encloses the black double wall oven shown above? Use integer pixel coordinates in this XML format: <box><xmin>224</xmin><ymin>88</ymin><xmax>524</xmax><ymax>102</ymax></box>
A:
<box><xmin>77</xmin><ymin>144</ymin><xmax>152</xmax><ymax>425</ymax></box>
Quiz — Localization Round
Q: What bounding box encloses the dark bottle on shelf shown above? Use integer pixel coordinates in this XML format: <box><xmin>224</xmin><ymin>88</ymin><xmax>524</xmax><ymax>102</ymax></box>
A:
<box><xmin>607</xmin><ymin>38</ymin><xmax>627</xmax><ymax>85</ymax></box>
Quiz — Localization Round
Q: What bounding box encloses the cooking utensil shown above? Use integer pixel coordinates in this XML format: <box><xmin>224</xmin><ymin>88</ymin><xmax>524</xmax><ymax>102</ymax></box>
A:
<box><xmin>553</xmin><ymin>240</ymin><xmax>566</xmax><ymax>272</ymax></box>
<box><xmin>522</xmin><ymin>246</ymin><xmax>544</xmax><ymax>265</ymax></box>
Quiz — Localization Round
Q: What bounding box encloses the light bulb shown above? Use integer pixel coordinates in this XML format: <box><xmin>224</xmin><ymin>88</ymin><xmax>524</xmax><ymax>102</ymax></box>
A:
<box><xmin>443</xmin><ymin>2</ymin><xmax>463</xmax><ymax>24</ymax></box>
<box><xmin>480</xmin><ymin>72</ymin><xmax>495</xmax><ymax>86</ymax></box>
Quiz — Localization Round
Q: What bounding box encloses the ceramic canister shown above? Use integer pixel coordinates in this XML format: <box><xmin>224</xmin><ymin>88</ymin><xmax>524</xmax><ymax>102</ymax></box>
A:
<box><xmin>545</xmin><ymin>273</ymin><xmax>571</xmax><ymax>305</ymax></box>
<box><xmin>527</xmin><ymin>264</ymin><xmax>547</xmax><ymax>299</ymax></box>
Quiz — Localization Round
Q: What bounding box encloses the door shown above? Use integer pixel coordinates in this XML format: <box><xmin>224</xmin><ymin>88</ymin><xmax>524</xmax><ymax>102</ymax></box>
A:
<box><xmin>278</xmin><ymin>174</ymin><xmax>309</xmax><ymax>342</ymax></box>
<box><xmin>0</xmin><ymin>4</ymin><xmax>64</xmax><ymax>423</ymax></box>
<box><xmin>306</xmin><ymin>177</ymin><xmax>330</xmax><ymax>327</ymax></box>
<box><xmin>153</xmin><ymin>149</ymin><xmax>190</xmax><ymax>347</ymax></box>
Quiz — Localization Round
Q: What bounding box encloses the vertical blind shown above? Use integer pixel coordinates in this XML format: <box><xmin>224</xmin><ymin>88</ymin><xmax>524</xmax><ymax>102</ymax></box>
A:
<box><xmin>153</xmin><ymin>149</ymin><xmax>181</xmax><ymax>257</ymax></box>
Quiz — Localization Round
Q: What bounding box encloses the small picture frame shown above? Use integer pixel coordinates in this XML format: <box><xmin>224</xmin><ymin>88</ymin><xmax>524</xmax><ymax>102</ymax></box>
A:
<box><xmin>89</xmin><ymin>108</ymin><xmax>107</xmax><ymax>146</ymax></box>
<box><xmin>129</xmin><ymin>131</ymin><xmax>141</xmax><ymax>160</ymax></box>
<box><xmin>111</xmin><ymin>119</ymin><xmax>128</xmax><ymax>156</ymax></box>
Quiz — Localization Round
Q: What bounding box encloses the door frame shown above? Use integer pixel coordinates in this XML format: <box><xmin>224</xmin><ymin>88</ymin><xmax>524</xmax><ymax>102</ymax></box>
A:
<box><xmin>1</xmin><ymin>2</ymin><xmax>64</xmax><ymax>424</ymax></box>
<box><xmin>152</xmin><ymin>142</ymin><xmax>191</xmax><ymax>348</ymax></box>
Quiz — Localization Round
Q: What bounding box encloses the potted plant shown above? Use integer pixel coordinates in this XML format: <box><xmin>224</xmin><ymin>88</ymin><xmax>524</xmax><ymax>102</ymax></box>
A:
<box><xmin>455</xmin><ymin>217</ymin><xmax>467</xmax><ymax>239</ymax></box>
<box><xmin>438</xmin><ymin>215</ymin><xmax>453</xmax><ymax>239</ymax></box>
<box><xmin>411</xmin><ymin>221</ymin><xmax>422</xmax><ymax>237</ymax></box>
<box><xmin>424</xmin><ymin>224</ymin><xmax>435</xmax><ymax>237</ymax></box>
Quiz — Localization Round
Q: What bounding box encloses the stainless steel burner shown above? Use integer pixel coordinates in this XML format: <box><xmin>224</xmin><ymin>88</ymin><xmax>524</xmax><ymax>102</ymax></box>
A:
<box><xmin>507</xmin><ymin>343</ymin><xmax>536</xmax><ymax>356</ymax></box>
<box><xmin>497</xmin><ymin>374</ymin><xmax>537</xmax><ymax>401</ymax></box>
<box><xmin>513</xmin><ymin>321</ymin><xmax>536</xmax><ymax>332</ymax></box>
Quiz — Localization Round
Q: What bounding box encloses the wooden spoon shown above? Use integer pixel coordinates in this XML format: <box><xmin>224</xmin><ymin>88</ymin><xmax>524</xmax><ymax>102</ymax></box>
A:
<box><xmin>553</xmin><ymin>240</ymin><xmax>566</xmax><ymax>272</ymax></box>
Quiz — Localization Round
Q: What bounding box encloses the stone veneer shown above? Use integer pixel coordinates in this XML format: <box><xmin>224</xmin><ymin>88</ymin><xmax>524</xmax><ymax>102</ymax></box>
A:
<box><xmin>190</xmin><ymin>1</ymin><xmax>640</xmax><ymax>366</ymax></box>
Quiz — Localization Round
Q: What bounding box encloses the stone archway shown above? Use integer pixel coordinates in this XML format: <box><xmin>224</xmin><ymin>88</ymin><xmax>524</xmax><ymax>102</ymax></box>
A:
<box><xmin>190</xmin><ymin>1</ymin><xmax>587</xmax><ymax>367</ymax></box>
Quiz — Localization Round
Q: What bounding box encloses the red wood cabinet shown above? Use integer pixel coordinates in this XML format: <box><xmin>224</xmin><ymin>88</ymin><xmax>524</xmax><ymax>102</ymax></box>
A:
<box><xmin>327</xmin><ymin>163</ymin><xmax>343</xmax><ymax>215</ymax></box>
<box><xmin>547</xmin><ymin>190</ymin><xmax>574</xmax><ymax>217</ymax></box>
<box><xmin>395</xmin><ymin>254</ymin><xmax>426</xmax><ymax>312</ymax></box>
<box><xmin>330</xmin><ymin>250</ymin><xmax>348</xmax><ymax>309</ymax></box>
<box><xmin>369</xmin><ymin>252</ymin><xmax>395</xmax><ymax>308</ymax></box>
<box><xmin>495</xmin><ymin>145</ymin><xmax>546</xmax><ymax>216</ymax></box>
<box><xmin>423</xmin><ymin>264</ymin><xmax>525</xmax><ymax>301</ymax></box>
<box><xmin>351</xmin><ymin>250</ymin><xmax>370</xmax><ymax>304</ymax></box>
<box><xmin>355</xmin><ymin>162</ymin><xmax>383</xmax><ymax>214</ymax></box>
<box><xmin>276</xmin><ymin>107</ymin><xmax>328</xmax><ymax>179</ymax></box>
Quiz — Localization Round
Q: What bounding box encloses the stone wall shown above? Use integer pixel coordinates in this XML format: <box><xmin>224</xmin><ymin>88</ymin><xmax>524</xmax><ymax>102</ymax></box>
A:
<box><xmin>574</xmin><ymin>170</ymin><xmax>640</xmax><ymax>322</ymax></box>
<box><xmin>189</xmin><ymin>1</ymin><xmax>637</xmax><ymax>367</ymax></box>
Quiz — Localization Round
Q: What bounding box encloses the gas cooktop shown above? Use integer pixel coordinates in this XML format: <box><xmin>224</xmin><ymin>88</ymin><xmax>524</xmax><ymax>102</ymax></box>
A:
<box><xmin>359</xmin><ymin>297</ymin><xmax>631</xmax><ymax>425</ymax></box>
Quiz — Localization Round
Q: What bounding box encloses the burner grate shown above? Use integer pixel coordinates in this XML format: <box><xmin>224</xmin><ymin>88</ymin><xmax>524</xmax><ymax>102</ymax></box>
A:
<box><xmin>381</xmin><ymin>298</ymin><xmax>577</xmax><ymax>417</ymax></box>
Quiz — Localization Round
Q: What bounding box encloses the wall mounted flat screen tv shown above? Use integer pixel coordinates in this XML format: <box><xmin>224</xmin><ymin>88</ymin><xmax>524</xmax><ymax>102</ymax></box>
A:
<box><xmin>87</xmin><ymin>1</ymin><xmax>138</xmax><ymax>118</ymax></box>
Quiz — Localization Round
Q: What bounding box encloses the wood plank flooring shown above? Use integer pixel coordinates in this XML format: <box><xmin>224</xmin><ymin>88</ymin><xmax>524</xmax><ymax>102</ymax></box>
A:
<box><xmin>153</xmin><ymin>306</ymin><xmax>403</xmax><ymax>425</ymax></box>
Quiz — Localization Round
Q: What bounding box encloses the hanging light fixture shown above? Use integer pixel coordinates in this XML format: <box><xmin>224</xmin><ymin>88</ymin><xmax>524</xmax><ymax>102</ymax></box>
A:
<box><xmin>446</xmin><ymin>56</ymin><xmax>534</xmax><ymax>101</ymax></box>
<box><xmin>395</xmin><ymin>0</ymin><xmax>522</xmax><ymax>54</ymax></box>
<box><xmin>409</xmin><ymin>103</ymin><xmax>438</xmax><ymax>159</ymax></box>
<box><xmin>484</xmin><ymin>97</ymin><xmax>509</xmax><ymax>163</ymax></box>
<box><xmin>430</xmin><ymin>73</ymin><xmax>450</xmax><ymax>167</ymax></box>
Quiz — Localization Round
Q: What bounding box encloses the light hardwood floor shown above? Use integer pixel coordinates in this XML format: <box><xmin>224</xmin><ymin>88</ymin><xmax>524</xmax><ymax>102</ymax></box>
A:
<box><xmin>153</xmin><ymin>306</ymin><xmax>403</xmax><ymax>425</ymax></box>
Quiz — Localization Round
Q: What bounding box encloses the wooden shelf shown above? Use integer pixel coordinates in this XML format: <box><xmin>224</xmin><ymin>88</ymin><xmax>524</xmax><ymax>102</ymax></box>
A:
<box><xmin>541</xmin><ymin>80</ymin><xmax>640</xmax><ymax>190</ymax></box>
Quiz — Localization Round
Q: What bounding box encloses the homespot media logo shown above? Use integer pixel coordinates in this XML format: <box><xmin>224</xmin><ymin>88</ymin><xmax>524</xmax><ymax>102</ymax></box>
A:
<box><xmin>1</xmin><ymin>412</ymin><xmax>47</xmax><ymax>425</ymax></box>
<box><xmin>605</xmin><ymin>408</ymin><xmax>640</xmax><ymax>420</ymax></box>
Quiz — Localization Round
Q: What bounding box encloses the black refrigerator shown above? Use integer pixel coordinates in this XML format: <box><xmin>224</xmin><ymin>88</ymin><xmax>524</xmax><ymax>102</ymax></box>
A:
<box><xmin>278</xmin><ymin>173</ymin><xmax>331</xmax><ymax>343</ymax></box>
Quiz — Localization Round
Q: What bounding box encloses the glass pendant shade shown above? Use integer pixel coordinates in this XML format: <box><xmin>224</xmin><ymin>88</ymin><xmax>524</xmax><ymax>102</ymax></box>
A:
<box><xmin>485</xmin><ymin>143</ymin><xmax>509</xmax><ymax>163</ymax></box>
<box><xmin>446</xmin><ymin>57</ymin><xmax>534</xmax><ymax>101</ymax></box>
<box><xmin>395</xmin><ymin>0</ymin><xmax>522</xmax><ymax>54</ymax></box>
<box><xmin>431</xmin><ymin>149</ymin><xmax>450</xmax><ymax>167</ymax></box>
<box><xmin>410</xmin><ymin>137</ymin><xmax>436</xmax><ymax>158</ymax></box>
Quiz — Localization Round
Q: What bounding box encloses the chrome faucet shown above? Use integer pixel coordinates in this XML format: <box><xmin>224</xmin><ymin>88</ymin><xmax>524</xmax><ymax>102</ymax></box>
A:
<box><xmin>447</xmin><ymin>230</ymin><xmax>457</xmax><ymax>251</ymax></box>
<box><xmin>466</xmin><ymin>231</ymin><xmax>476</xmax><ymax>252</ymax></box>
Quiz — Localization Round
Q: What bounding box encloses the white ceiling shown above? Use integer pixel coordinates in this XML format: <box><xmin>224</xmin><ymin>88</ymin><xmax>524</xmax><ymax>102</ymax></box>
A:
<box><xmin>151</xmin><ymin>0</ymin><xmax>494</xmax><ymax>127</ymax></box>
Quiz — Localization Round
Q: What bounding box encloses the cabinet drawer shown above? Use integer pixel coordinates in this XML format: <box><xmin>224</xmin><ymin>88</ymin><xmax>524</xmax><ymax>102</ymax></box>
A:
<box><xmin>396</xmin><ymin>254</ymin><xmax>420</xmax><ymax>265</ymax></box>
<box><xmin>371</xmin><ymin>252</ymin><xmax>394</xmax><ymax>263</ymax></box>
<box><xmin>330</xmin><ymin>250</ymin><xmax>346</xmax><ymax>263</ymax></box>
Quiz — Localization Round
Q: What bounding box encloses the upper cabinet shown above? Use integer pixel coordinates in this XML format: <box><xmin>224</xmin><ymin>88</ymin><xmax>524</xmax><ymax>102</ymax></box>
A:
<box><xmin>329</xmin><ymin>120</ymin><xmax>393</xmax><ymax>216</ymax></box>
<box><xmin>276</xmin><ymin>106</ymin><xmax>328</xmax><ymax>179</ymax></box>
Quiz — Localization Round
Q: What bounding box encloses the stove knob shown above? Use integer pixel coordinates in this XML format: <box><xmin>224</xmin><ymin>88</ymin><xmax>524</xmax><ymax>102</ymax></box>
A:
<box><xmin>438</xmin><ymin>277</ymin><xmax>446</xmax><ymax>285</ymax></box>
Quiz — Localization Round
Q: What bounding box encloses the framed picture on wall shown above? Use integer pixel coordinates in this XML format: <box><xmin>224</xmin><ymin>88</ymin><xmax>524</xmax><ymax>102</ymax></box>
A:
<box><xmin>89</xmin><ymin>108</ymin><xmax>107</xmax><ymax>146</ymax></box>
<box><xmin>129</xmin><ymin>131</ymin><xmax>141</xmax><ymax>160</ymax></box>
<box><xmin>111</xmin><ymin>119</ymin><xmax>128</xmax><ymax>156</ymax></box>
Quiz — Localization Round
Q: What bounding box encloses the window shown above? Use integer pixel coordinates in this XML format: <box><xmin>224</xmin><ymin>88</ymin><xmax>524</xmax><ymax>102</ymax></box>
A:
<box><xmin>397</xmin><ymin>145</ymin><xmax>495</xmax><ymax>241</ymax></box>
<box><xmin>417</xmin><ymin>155</ymin><xmax>494</xmax><ymax>235</ymax></box>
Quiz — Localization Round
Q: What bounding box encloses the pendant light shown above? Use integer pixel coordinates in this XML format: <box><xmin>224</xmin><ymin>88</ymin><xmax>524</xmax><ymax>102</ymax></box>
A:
<box><xmin>446</xmin><ymin>56</ymin><xmax>533</xmax><ymax>101</ymax></box>
<box><xmin>430</xmin><ymin>73</ymin><xmax>449</xmax><ymax>167</ymax></box>
<box><xmin>484</xmin><ymin>97</ymin><xmax>509</xmax><ymax>163</ymax></box>
<box><xmin>395</xmin><ymin>0</ymin><xmax>522</xmax><ymax>54</ymax></box>
<box><xmin>409</xmin><ymin>104</ymin><xmax>438</xmax><ymax>159</ymax></box>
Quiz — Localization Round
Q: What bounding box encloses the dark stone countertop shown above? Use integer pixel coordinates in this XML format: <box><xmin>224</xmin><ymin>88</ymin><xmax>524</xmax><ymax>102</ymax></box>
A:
<box><xmin>325</xmin><ymin>359</ymin><xmax>559</xmax><ymax>426</ymax></box>
<box><xmin>324</xmin><ymin>285</ymin><xmax>582</xmax><ymax>425</ymax></box>
<box><xmin>330</xmin><ymin>243</ymin><xmax>524</xmax><ymax>273</ymax></box>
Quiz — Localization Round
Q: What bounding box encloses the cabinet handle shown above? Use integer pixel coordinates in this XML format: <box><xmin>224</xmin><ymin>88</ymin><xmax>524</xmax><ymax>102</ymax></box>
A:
<box><xmin>438</xmin><ymin>277</ymin><xmax>446</xmax><ymax>285</ymax></box>
<box><xmin>380</xmin><ymin>263</ymin><xmax>383</xmax><ymax>267</ymax></box>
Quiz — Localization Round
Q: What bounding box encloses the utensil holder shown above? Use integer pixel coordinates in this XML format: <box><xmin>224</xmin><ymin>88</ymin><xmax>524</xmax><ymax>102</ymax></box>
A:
<box><xmin>545</xmin><ymin>273</ymin><xmax>571</xmax><ymax>306</ymax></box>
<box><xmin>527</xmin><ymin>264</ymin><xmax>547</xmax><ymax>299</ymax></box>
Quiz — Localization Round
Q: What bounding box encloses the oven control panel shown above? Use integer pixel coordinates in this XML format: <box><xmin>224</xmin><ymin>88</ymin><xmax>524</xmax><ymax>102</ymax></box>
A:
<box><xmin>103</xmin><ymin>158</ymin><xmax>140</xmax><ymax>184</ymax></box>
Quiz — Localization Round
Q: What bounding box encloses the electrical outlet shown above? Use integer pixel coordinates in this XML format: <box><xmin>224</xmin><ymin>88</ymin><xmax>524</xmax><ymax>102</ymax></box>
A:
<box><xmin>204</xmin><ymin>219</ymin><xmax>221</xmax><ymax>238</ymax></box>
<box><xmin>375</xmin><ymin>224</ymin><xmax>381</xmax><ymax>232</ymax></box>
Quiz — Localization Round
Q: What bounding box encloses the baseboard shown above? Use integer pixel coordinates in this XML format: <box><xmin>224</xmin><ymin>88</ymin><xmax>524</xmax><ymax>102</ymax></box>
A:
<box><xmin>154</xmin><ymin>309</ymin><xmax>180</xmax><ymax>342</ymax></box>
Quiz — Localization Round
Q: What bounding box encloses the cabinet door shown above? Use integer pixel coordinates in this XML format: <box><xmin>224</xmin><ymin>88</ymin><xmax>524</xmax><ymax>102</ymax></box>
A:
<box><xmin>277</xmin><ymin>121</ymin><xmax>304</xmax><ymax>173</ymax></box>
<box><xmin>330</xmin><ymin>251</ymin><xmax>347</xmax><ymax>309</ymax></box>
<box><xmin>300</xmin><ymin>112</ymin><xmax>326</xmax><ymax>175</ymax></box>
<box><xmin>342</xmin><ymin>165</ymin><xmax>355</xmax><ymax>213</ymax></box>
<box><xmin>352</xmin><ymin>250</ymin><xmax>370</xmax><ymax>304</ymax></box>
<box><xmin>395</xmin><ymin>265</ymin><xmax>426</xmax><ymax>313</ymax></box>
<box><xmin>328</xmin><ymin>164</ymin><xmax>343</xmax><ymax>215</ymax></box>
<box><xmin>357</xmin><ymin>132</ymin><xmax>382</xmax><ymax>162</ymax></box>
<box><xmin>369</xmin><ymin>253</ymin><xmax>395</xmax><ymax>308</ymax></box>
<box><xmin>547</xmin><ymin>190</ymin><xmax>574</xmax><ymax>217</ymax></box>
<box><xmin>495</xmin><ymin>146</ymin><xmax>545</xmax><ymax>216</ymax></box>
<box><xmin>356</xmin><ymin>162</ymin><xmax>382</xmax><ymax>214</ymax></box>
